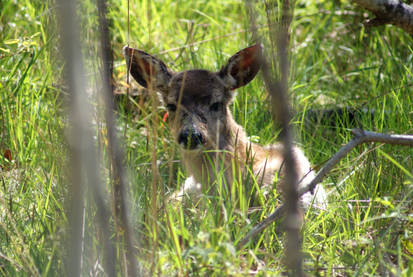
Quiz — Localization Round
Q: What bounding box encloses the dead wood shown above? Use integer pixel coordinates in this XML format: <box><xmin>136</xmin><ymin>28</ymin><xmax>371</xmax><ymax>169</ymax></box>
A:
<box><xmin>237</xmin><ymin>128</ymin><xmax>413</xmax><ymax>249</ymax></box>
<box><xmin>351</xmin><ymin>0</ymin><xmax>413</xmax><ymax>35</ymax></box>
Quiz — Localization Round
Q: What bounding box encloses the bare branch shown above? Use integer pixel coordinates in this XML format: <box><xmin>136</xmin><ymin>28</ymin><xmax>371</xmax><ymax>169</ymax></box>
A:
<box><xmin>351</xmin><ymin>128</ymin><xmax>413</xmax><ymax>145</ymax></box>
<box><xmin>238</xmin><ymin>129</ymin><xmax>413</xmax><ymax>248</ymax></box>
<box><xmin>274</xmin><ymin>0</ymin><xmax>305</xmax><ymax>274</ymax></box>
<box><xmin>351</xmin><ymin>0</ymin><xmax>413</xmax><ymax>35</ymax></box>
<box><xmin>96</xmin><ymin>0</ymin><xmax>140</xmax><ymax>276</ymax></box>
<box><xmin>56</xmin><ymin>0</ymin><xmax>116</xmax><ymax>276</ymax></box>
<box><xmin>247</xmin><ymin>0</ymin><xmax>304</xmax><ymax>275</ymax></box>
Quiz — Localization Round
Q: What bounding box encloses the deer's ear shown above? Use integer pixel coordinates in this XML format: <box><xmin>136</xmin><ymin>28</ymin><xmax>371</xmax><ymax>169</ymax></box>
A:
<box><xmin>218</xmin><ymin>44</ymin><xmax>262</xmax><ymax>90</ymax></box>
<box><xmin>123</xmin><ymin>46</ymin><xmax>173</xmax><ymax>93</ymax></box>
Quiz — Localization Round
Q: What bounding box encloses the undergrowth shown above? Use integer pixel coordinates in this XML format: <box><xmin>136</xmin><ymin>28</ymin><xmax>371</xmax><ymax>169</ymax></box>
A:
<box><xmin>0</xmin><ymin>0</ymin><xmax>412</xmax><ymax>276</ymax></box>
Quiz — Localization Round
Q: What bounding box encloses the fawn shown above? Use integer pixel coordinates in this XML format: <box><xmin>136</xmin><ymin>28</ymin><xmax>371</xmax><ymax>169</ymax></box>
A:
<box><xmin>123</xmin><ymin>44</ymin><xmax>326</xmax><ymax>208</ymax></box>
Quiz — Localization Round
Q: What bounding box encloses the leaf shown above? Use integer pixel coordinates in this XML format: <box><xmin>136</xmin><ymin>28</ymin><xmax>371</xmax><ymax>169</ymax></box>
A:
<box><xmin>378</xmin><ymin>149</ymin><xmax>413</xmax><ymax>179</ymax></box>
<box><xmin>30</xmin><ymin>32</ymin><xmax>41</xmax><ymax>39</ymax></box>
<box><xmin>3</xmin><ymin>149</ymin><xmax>12</xmax><ymax>161</ymax></box>
<box><xmin>0</xmin><ymin>47</ymin><xmax>10</xmax><ymax>53</ymax></box>
<box><xmin>374</xmin><ymin>197</ymin><xmax>394</xmax><ymax>209</ymax></box>
<box><xmin>119</xmin><ymin>81</ymin><xmax>130</xmax><ymax>88</ymax></box>
<box><xmin>4</xmin><ymin>39</ymin><xmax>20</xmax><ymax>45</ymax></box>
<box><xmin>402</xmin><ymin>238</ymin><xmax>413</xmax><ymax>255</ymax></box>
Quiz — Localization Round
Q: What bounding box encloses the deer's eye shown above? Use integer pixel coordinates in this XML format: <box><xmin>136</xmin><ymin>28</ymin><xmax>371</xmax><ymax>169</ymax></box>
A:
<box><xmin>166</xmin><ymin>104</ymin><xmax>177</xmax><ymax>112</ymax></box>
<box><xmin>210</xmin><ymin>102</ymin><xmax>223</xmax><ymax>112</ymax></box>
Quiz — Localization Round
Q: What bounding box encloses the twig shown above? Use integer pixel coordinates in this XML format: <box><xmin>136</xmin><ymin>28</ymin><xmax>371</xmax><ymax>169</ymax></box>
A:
<box><xmin>237</xmin><ymin>128</ymin><xmax>413</xmax><ymax>248</ymax></box>
<box><xmin>351</xmin><ymin>128</ymin><xmax>413</xmax><ymax>146</ymax></box>
<box><xmin>96</xmin><ymin>0</ymin><xmax>139</xmax><ymax>276</ymax></box>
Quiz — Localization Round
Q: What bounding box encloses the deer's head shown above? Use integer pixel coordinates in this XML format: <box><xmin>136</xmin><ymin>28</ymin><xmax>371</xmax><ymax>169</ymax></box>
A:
<box><xmin>123</xmin><ymin>44</ymin><xmax>262</xmax><ymax>151</ymax></box>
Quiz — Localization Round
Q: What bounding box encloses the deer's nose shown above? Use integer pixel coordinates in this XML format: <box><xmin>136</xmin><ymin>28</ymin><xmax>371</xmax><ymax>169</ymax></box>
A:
<box><xmin>178</xmin><ymin>128</ymin><xmax>204</xmax><ymax>150</ymax></box>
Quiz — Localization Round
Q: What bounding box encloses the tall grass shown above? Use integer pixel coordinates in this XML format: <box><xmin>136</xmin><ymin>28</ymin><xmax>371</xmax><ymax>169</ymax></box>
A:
<box><xmin>0</xmin><ymin>0</ymin><xmax>412</xmax><ymax>275</ymax></box>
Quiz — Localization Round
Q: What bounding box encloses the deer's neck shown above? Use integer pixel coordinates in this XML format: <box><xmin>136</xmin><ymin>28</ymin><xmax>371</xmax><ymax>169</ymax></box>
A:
<box><xmin>181</xmin><ymin>114</ymin><xmax>253</xmax><ymax>187</ymax></box>
<box><xmin>220</xmin><ymin>115</ymin><xmax>250</xmax><ymax>153</ymax></box>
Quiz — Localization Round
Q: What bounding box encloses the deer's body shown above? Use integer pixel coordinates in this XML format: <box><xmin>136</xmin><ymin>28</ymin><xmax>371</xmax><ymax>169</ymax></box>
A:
<box><xmin>123</xmin><ymin>45</ymin><xmax>326</xmax><ymax>208</ymax></box>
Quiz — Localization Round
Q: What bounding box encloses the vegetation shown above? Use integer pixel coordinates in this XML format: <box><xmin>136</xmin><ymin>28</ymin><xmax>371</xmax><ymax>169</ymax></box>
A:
<box><xmin>0</xmin><ymin>0</ymin><xmax>412</xmax><ymax>275</ymax></box>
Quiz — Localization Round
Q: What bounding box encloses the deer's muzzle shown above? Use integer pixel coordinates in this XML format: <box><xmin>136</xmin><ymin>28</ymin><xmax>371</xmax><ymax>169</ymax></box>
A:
<box><xmin>178</xmin><ymin>127</ymin><xmax>205</xmax><ymax>150</ymax></box>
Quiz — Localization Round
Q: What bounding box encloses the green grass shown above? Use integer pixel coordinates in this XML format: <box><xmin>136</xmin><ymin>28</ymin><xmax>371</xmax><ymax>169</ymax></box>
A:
<box><xmin>1</xmin><ymin>0</ymin><xmax>412</xmax><ymax>276</ymax></box>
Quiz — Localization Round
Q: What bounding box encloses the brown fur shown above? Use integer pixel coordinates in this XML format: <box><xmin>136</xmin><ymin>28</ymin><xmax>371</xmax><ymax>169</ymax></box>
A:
<box><xmin>123</xmin><ymin>45</ymin><xmax>326</xmax><ymax>207</ymax></box>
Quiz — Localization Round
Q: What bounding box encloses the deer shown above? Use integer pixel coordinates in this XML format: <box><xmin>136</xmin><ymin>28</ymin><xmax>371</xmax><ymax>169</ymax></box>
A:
<box><xmin>123</xmin><ymin>44</ymin><xmax>326</xmax><ymax>209</ymax></box>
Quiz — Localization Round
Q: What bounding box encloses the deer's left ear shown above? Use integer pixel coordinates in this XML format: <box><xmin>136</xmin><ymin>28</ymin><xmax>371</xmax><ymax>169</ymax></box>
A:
<box><xmin>218</xmin><ymin>44</ymin><xmax>262</xmax><ymax>90</ymax></box>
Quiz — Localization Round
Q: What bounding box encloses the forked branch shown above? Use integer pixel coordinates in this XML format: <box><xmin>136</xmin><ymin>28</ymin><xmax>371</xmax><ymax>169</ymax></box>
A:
<box><xmin>237</xmin><ymin>129</ymin><xmax>413</xmax><ymax>248</ymax></box>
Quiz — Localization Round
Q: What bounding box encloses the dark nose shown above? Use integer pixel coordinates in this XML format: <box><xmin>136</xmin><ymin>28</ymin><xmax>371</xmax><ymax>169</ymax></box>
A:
<box><xmin>178</xmin><ymin>128</ymin><xmax>204</xmax><ymax>149</ymax></box>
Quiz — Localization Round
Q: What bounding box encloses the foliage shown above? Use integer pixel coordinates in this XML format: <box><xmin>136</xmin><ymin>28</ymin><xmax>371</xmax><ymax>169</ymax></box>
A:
<box><xmin>0</xmin><ymin>0</ymin><xmax>412</xmax><ymax>275</ymax></box>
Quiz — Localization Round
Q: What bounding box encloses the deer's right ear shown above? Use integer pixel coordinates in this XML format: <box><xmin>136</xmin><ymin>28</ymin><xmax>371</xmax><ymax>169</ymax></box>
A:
<box><xmin>123</xmin><ymin>46</ymin><xmax>172</xmax><ymax>93</ymax></box>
